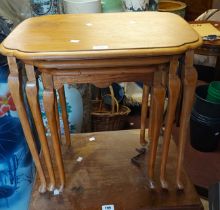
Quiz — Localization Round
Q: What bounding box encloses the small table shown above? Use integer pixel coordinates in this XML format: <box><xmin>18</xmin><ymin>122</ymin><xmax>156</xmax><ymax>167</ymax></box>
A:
<box><xmin>191</xmin><ymin>21</ymin><xmax>220</xmax><ymax>80</ymax></box>
<box><xmin>0</xmin><ymin>12</ymin><xmax>202</xmax><ymax>196</ymax></box>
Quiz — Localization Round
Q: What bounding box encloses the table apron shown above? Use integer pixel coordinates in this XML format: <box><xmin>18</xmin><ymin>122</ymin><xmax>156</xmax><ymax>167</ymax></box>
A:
<box><xmin>39</xmin><ymin>64</ymin><xmax>162</xmax><ymax>75</ymax></box>
<box><xmin>53</xmin><ymin>72</ymin><xmax>154</xmax><ymax>89</ymax></box>
<box><xmin>195</xmin><ymin>46</ymin><xmax>220</xmax><ymax>57</ymax></box>
<box><xmin>23</xmin><ymin>55</ymin><xmax>175</xmax><ymax>69</ymax></box>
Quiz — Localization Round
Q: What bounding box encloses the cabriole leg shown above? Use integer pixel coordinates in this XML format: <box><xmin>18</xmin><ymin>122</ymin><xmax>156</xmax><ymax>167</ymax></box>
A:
<box><xmin>42</xmin><ymin>73</ymin><xmax>65</xmax><ymax>191</ymax></box>
<box><xmin>140</xmin><ymin>83</ymin><xmax>150</xmax><ymax>146</ymax></box>
<box><xmin>25</xmin><ymin>64</ymin><xmax>55</xmax><ymax>191</ymax></box>
<box><xmin>58</xmin><ymin>86</ymin><xmax>71</xmax><ymax>146</ymax></box>
<box><xmin>7</xmin><ymin>57</ymin><xmax>46</xmax><ymax>193</ymax></box>
<box><xmin>147</xmin><ymin>75</ymin><xmax>165</xmax><ymax>189</ymax></box>
<box><xmin>160</xmin><ymin>57</ymin><xmax>180</xmax><ymax>189</ymax></box>
<box><xmin>176</xmin><ymin>50</ymin><xmax>197</xmax><ymax>190</ymax></box>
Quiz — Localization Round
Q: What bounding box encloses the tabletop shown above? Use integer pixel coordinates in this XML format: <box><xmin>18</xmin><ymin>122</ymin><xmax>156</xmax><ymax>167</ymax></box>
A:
<box><xmin>191</xmin><ymin>21</ymin><xmax>220</xmax><ymax>47</ymax></box>
<box><xmin>0</xmin><ymin>12</ymin><xmax>202</xmax><ymax>60</ymax></box>
<box><xmin>190</xmin><ymin>21</ymin><xmax>220</xmax><ymax>58</ymax></box>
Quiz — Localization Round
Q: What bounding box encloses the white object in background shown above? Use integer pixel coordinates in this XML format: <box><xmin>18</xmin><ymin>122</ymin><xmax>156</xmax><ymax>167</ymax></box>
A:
<box><xmin>122</xmin><ymin>82</ymin><xmax>168</xmax><ymax>112</ymax></box>
<box><xmin>64</xmin><ymin>85</ymin><xmax>83</xmax><ymax>133</ymax></box>
<box><xmin>38</xmin><ymin>78</ymin><xmax>83</xmax><ymax>134</ymax></box>
<box><xmin>63</xmin><ymin>0</ymin><xmax>101</xmax><ymax>14</ymax></box>
<box><xmin>76</xmin><ymin>156</ymin><xmax>83</xmax><ymax>162</ymax></box>
<box><xmin>31</xmin><ymin>0</ymin><xmax>60</xmax><ymax>16</ymax></box>
<box><xmin>102</xmin><ymin>205</ymin><xmax>114</xmax><ymax>210</ymax></box>
<box><xmin>53</xmin><ymin>189</ymin><xmax>60</xmax><ymax>196</ymax></box>
<box><xmin>89</xmin><ymin>136</ymin><xmax>96</xmax><ymax>141</ymax></box>
<box><xmin>123</xmin><ymin>82</ymin><xmax>144</xmax><ymax>104</ymax></box>
<box><xmin>122</xmin><ymin>0</ymin><xmax>149</xmax><ymax>12</ymax></box>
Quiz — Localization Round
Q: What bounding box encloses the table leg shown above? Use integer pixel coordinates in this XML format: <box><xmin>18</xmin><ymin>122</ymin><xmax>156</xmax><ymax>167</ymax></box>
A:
<box><xmin>42</xmin><ymin>73</ymin><xmax>65</xmax><ymax>191</ymax></box>
<box><xmin>176</xmin><ymin>50</ymin><xmax>197</xmax><ymax>190</ymax></box>
<box><xmin>148</xmin><ymin>87</ymin><xmax>153</xmax><ymax>141</ymax></box>
<box><xmin>7</xmin><ymin>57</ymin><xmax>46</xmax><ymax>193</ymax></box>
<box><xmin>160</xmin><ymin>57</ymin><xmax>180</xmax><ymax>189</ymax></box>
<box><xmin>54</xmin><ymin>92</ymin><xmax>61</xmax><ymax>140</ymax></box>
<box><xmin>148</xmin><ymin>70</ymin><xmax>163</xmax><ymax>141</ymax></box>
<box><xmin>147</xmin><ymin>81</ymin><xmax>165</xmax><ymax>189</ymax></box>
<box><xmin>25</xmin><ymin>64</ymin><xmax>56</xmax><ymax>192</ymax></box>
<box><xmin>140</xmin><ymin>83</ymin><xmax>150</xmax><ymax>146</ymax></box>
<box><xmin>58</xmin><ymin>86</ymin><xmax>71</xmax><ymax>146</ymax></box>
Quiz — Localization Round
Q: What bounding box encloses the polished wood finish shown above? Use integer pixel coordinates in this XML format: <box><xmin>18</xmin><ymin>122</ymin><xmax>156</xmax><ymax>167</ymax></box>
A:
<box><xmin>32</xmin><ymin>56</ymin><xmax>171</xmax><ymax>69</ymax></box>
<box><xmin>148</xmin><ymin>88</ymin><xmax>153</xmax><ymax>142</ymax></box>
<box><xmin>25</xmin><ymin>64</ymin><xmax>56</xmax><ymax>192</ymax></box>
<box><xmin>50</xmin><ymin>66</ymin><xmax>155</xmax><ymax>90</ymax></box>
<box><xmin>54</xmin><ymin>92</ymin><xmax>61</xmax><ymax>141</ymax></box>
<box><xmin>160</xmin><ymin>57</ymin><xmax>181</xmax><ymax>189</ymax></box>
<box><xmin>30</xmin><ymin>130</ymin><xmax>203</xmax><ymax>210</ymax></box>
<box><xmin>148</xmin><ymin>69</ymin><xmax>165</xmax><ymax>143</ymax></box>
<box><xmin>7</xmin><ymin>57</ymin><xmax>47</xmax><ymax>193</ymax></box>
<box><xmin>58</xmin><ymin>87</ymin><xmax>71</xmax><ymax>146</ymax></box>
<box><xmin>42</xmin><ymin>73</ymin><xmax>65</xmax><ymax>191</ymax></box>
<box><xmin>0</xmin><ymin>12</ymin><xmax>201</xmax><ymax>60</ymax></box>
<box><xmin>148</xmin><ymin>73</ymin><xmax>166</xmax><ymax>189</ymax></box>
<box><xmin>176</xmin><ymin>50</ymin><xmax>198</xmax><ymax>189</ymax></box>
<box><xmin>140</xmin><ymin>83</ymin><xmax>150</xmax><ymax>146</ymax></box>
<box><xmin>0</xmin><ymin>13</ymin><xmax>202</xmax><ymax>194</ymax></box>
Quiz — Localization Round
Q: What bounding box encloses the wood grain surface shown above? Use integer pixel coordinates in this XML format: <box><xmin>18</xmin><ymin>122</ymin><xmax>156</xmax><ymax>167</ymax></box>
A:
<box><xmin>30</xmin><ymin>130</ymin><xmax>203</xmax><ymax>210</ymax></box>
<box><xmin>0</xmin><ymin>12</ymin><xmax>202</xmax><ymax>60</ymax></box>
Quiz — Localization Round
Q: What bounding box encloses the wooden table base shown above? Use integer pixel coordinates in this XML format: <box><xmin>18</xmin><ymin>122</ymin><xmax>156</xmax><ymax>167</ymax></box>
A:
<box><xmin>30</xmin><ymin>130</ymin><xmax>203</xmax><ymax>210</ymax></box>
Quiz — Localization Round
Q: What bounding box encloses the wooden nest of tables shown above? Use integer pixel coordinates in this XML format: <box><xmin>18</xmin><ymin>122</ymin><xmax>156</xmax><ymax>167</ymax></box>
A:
<box><xmin>0</xmin><ymin>12</ymin><xmax>203</xmax><ymax>210</ymax></box>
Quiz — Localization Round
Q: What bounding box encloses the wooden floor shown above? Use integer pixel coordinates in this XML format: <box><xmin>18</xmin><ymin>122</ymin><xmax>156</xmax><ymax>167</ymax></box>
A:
<box><xmin>30</xmin><ymin>130</ymin><xmax>203</xmax><ymax>210</ymax></box>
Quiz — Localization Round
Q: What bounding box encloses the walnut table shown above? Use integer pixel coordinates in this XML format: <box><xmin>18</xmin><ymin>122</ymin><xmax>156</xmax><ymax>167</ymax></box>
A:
<box><xmin>0</xmin><ymin>12</ymin><xmax>202</xmax><ymax>196</ymax></box>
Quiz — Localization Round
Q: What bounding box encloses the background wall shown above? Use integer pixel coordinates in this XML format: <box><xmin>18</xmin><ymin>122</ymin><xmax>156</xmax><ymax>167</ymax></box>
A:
<box><xmin>213</xmin><ymin>0</ymin><xmax>220</xmax><ymax>9</ymax></box>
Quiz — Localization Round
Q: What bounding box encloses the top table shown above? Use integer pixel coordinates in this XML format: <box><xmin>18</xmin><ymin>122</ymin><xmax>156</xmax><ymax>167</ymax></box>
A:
<box><xmin>0</xmin><ymin>12</ymin><xmax>202</xmax><ymax>60</ymax></box>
